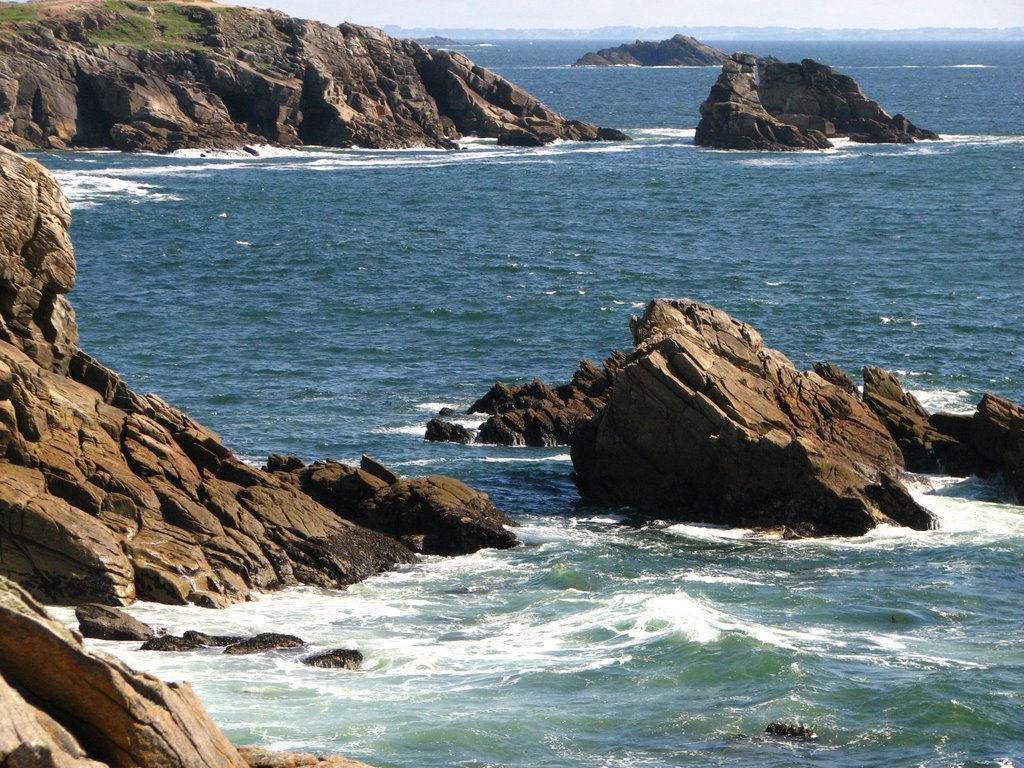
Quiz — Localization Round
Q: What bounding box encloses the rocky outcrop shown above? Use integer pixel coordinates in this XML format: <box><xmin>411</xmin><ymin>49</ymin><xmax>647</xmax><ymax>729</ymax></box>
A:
<box><xmin>0</xmin><ymin>1</ymin><xmax>627</xmax><ymax>152</ymax></box>
<box><xmin>223</xmin><ymin>633</ymin><xmax>304</xmax><ymax>655</ymax></box>
<box><xmin>696</xmin><ymin>53</ymin><xmax>937</xmax><ymax>150</ymax></box>
<box><xmin>302</xmin><ymin>649</ymin><xmax>363</xmax><ymax>669</ymax></box>
<box><xmin>268</xmin><ymin>457</ymin><xmax>517</xmax><ymax>555</ymax></box>
<box><xmin>0</xmin><ymin>575</ymin><xmax>243</xmax><ymax>768</ymax></box>
<box><xmin>758</xmin><ymin>59</ymin><xmax>939</xmax><ymax>144</ymax></box>
<box><xmin>574</xmin><ymin>35</ymin><xmax>728</xmax><ymax>67</ymax></box>
<box><xmin>970</xmin><ymin>394</ymin><xmax>1024</xmax><ymax>500</ymax></box>
<box><xmin>0</xmin><ymin>145</ymin><xmax>515</xmax><ymax>607</ymax></box>
<box><xmin>570</xmin><ymin>299</ymin><xmax>936</xmax><ymax>536</ymax></box>
<box><xmin>239</xmin><ymin>747</ymin><xmax>373</xmax><ymax>768</ymax></box>
<box><xmin>695</xmin><ymin>53</ymin><xmax>832</xmax><ymax>151</ymax></box>
<box><xmin>75</xmin><ymin>603</ymin><xmax>154</xmax><ymax>641</ymax></box>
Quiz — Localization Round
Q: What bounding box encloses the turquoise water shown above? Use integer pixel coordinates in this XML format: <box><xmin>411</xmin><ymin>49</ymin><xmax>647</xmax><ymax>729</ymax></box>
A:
<box><xmin>38</xmin><ymin>40</ymin><xmax>1024</xmax><ymax>768</ymax></box>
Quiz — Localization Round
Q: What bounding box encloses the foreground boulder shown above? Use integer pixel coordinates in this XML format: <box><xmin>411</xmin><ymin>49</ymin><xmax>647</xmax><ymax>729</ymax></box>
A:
<box><xmin>0</xmin><ymin>145</ymin><xmax>511</xmax><ymax>607</ymax></box>
<box><xmin>695</xmin><ymin>53</ymin><xmax>832</xmax><ymax>151</ymax></box>
<box><xmin>0</xmin><ymin>2</ymin><xmax>626</xmax><ymax>152</ymax></box>
<box><xmin>570</xmin><ymin>299</ymin><xmax>936</xmax><ymax>536</ymax></box>
<box><xmin>574</xmin><ymin>35</ymin><xmax>728</xmax><ymax>67</ymax></box>
<box><xmin>75</xmin><ymin>604</ymin><xmax>154</xmax><ymax>641</ymax></box>
<box><xmin>696</xmin><ymin>53</ymin><xmax>937</xmax><ymax>150</ymax></box>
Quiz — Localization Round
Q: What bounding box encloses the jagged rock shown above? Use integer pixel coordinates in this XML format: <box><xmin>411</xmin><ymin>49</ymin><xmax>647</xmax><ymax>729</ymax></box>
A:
<box><xmin>182</xmin><ymin>630</ymin><xmax>245</xmax><ymax>647</ymax></box>
<box><xmin>239</xmin><ymin>747</ymin><xmax>374</xmax><ymax>768</ymax></box>
<box><xmin>570</xmin><ymin>299</ymin><xmax>937</xmax><ymax>536</ymax></box>
<box><xmin>696</xmin><ymin>53</ymin><xmax>937</xmax><ymax>151</ymax></box>
<box><xmin>141</xmin><ymin>635</ymin><xmax>204</xmax><ymax>652</ymax></box>
<box><xmin>75</xmin><ymin>604</ymin><xmax>153</xmax><ymax>641</ymax></box>
<box><xmin>467</xmin><ymin>355</ymin><xmax>625</xmax><ymax>447</ymax></box>
<box><xmin>813</xmin><ymin>362</ymin><xmax>858</xmax><ymax>395</ymax></box>
<box><xmin>0</xmin><ymin>575</ymin><xmax>242</xmax><ymax>767</ymax></box>
<box><xmin>302</xmin><ymin>649</ymin><xmax>364</xmax><ymax>669</ymax></box>
<box><xmin>265</xmin><ymin>454</ymin><xmax>306</xmax><ymax>473</ymax></box>
<box><xmin>973</xmin><ymin>394</ymin><xmax>1024</xmax><ymax>501</ymax></box>
<box><xmin>0</xmin><ymin>3</ymin><xmax>627</xmax><ymax>152</ymax></box>
<box><xmin>354</xmin><ymin>476</ymin><xmax>517</xmax><ymax>555</ymax></box>
<box><xmin>695</xmin><ymin>53</ymin><xmax>832</xmax><ymax>151</ymax></box>
<box><xmin>573</xmin><ymin>35</ymin><xmax>729</xmax><ymax>67</ymax></box>
<box><xmin>759</xmin><ymin>59</ymin><xmax>939</xmax><ymax>143</ymax></box>
<box><xmin>223</xmin><ymin>632</ymin><xmax>305</xmax><ymax>655</ymax></box>
<box><xmin>425</xmin><ymin>418</ymin><xmax>473</xmax><ymax>444</ymax></box>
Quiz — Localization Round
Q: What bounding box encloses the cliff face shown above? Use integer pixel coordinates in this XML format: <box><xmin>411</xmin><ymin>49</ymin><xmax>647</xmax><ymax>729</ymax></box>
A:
<box><xmin>0</xmin><ymin>145</ymin><xmax>515</xmax><ymax>608</ymax></box>
<box><xmin>0</xmin><ymin>1</ymin><xmax>626</xmax><ymax>152</ymax></box>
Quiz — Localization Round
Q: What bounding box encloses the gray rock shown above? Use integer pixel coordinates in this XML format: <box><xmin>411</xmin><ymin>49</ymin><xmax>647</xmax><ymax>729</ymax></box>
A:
<box><xmin>223</xmin><ymin>633</ymin><xmax>305</xmax><ymax>655</ymax></box>
<box><xmin>75</xmin><ymin>604</ymin><xmax>154</xmax><ymax>641</ymax></box>
<box><xmin>302</xmin><ymin>649</ymin><xmax>364</xmax><ymax>669</ymax></box>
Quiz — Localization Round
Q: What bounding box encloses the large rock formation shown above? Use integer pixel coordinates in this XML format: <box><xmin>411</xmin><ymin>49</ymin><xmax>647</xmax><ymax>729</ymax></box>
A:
<box><xmin>570</xmin><ymin>299</ymin><xmax>937</xmax><ymax>536</ymax></box>
<box><xmin>695</xmin><ymin>52</ymin><xmax>832</xmax><ymax>151</ymax></box>
<box><xmin>574</xmin><ymin>35</ymin><xmax>728</xmax><ymax>67</ymax></box>
<box><xmin>696</xmin><ymin>53</ymin><xmax>938</xmax><ymax>150</ymax></box>
<box><xmin>0</xmin><ymin>1</ymin><xmax>627</xmax><ymax>152</ymax></box>
<box><xmin>0</xmin><ymin>145</ymin><xmax>514</xmax><ymax>607</ymax></box>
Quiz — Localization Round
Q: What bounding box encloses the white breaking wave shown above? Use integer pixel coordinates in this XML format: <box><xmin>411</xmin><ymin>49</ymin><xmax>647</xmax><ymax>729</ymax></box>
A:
<box><xmin>50</xmin><ymin>171</ymin><xmax>183</xmax><ymax>208</ymax></box>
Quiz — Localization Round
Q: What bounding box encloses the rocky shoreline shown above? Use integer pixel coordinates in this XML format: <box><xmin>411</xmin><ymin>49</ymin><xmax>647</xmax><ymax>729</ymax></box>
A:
<box><xmin>0</xmin><ymin>1</ymin><xmax>628</xmax><ymax>152</ymax></box>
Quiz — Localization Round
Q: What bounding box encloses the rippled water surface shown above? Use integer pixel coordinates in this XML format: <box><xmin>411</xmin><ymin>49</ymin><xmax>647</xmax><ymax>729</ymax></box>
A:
<box><xmin>38</xmin><ymin>40</ymin><xmax>1024</xmax><ymax>768</ymax></box>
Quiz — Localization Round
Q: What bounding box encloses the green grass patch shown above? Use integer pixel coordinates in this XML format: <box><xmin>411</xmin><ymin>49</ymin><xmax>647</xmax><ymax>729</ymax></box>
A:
<box><xmin>88</xmin><ymin>2</ymin><xmax>217</xmax><ymax>50</ymax></box>
<box><xmin>0</xmin><ymin>2</ymin><xmax>40</xmax><ymax>24</ymax></box>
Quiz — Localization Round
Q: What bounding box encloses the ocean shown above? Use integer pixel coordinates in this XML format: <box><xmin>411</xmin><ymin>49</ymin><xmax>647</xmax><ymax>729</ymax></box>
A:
<box><xmin>38</xmin><ymin>40</ymin><xmax>1024</xmax><ymax>767</ymax></box>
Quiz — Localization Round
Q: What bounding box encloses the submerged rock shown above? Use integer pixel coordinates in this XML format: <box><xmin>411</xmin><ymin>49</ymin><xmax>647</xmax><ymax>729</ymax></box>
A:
<box><xmin>75</xmin><ymin>604</ymin><xmax>154</xmax><ymax>641</ymax></box>
<box><xmin>0</xmin><ymin>4</ymin><xmax>627</xmax><ymax>152</ymax></box>
<box><xmin>570</xmin><ymin>299</ymin><xmax>937</xmax><ymax>536</ymax></box>
<box><xmin>302</xmin><ymin>649</ymin><xmax>364</xmax><ymax>669</ymax></box>
<box><xmin>223</xmin><ymin>633</ymin><xmax>305</xmax><ymax>655</ymax></box>
<box><xmin>141</xmin><ymin>635</ymin><xmax>205</xmax><ymax>652</ymax></box>
<box><xmin>696</xmin><ymin>53</ymin><xmax>937</xmax><ymax>150</ymax></box>
<box><xmin>765</xmin><ymin>722</ymin><xmax>818</xmax><ymax>740</ymax></box>
<box><xmin>182</xmin><ymin>630</ymin><xmax>245</xmax><ymax>647</ymax></box>
<box><xmin>574</xmin><ymin>35</ymin><xmax>729</xmax><ymax>67</ymax></box>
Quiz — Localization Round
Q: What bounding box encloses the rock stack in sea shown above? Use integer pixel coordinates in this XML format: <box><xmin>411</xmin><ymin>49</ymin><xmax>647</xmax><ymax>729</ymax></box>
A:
<box><xmin>696</xmin><ymin>53</ymin><xmax>938</xmax><ymax>150</ymax></box>
<box><xmin>573</xmin><ymin>35</ymin><xmax>729</xmax><ymax>67</ymax></box>
<box><xmin>0</xmin><ymin>145</ymin><xmax>515</xmax><ymax>608</ymax></box>
<box><xmin>0</xmin><ymin>1</ymin><xmax>628</xmax><ymax>152</ymax></box>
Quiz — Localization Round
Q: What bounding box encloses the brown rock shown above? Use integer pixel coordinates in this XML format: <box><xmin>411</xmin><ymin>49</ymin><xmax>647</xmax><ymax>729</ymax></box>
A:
<box><xmin>302</xmin><ymin>648</ymin><xmax>364</xmax><ymax>669</ymax></box>
<box><xmin>223</xmin><ymin>632</ymin><xmax>305</xmax><ymax>655</ymax></box>
<box><xmin>239</xmin><ymin>747</ymin><xmax>375</xmax><ymax>768</ymax></box>
<box><xmin>425</xmin><ymin>417</ymin><xmax>473</xmax><ymax>444</ymax></box>
<box><xmin>141</xmin><ymin>635</ymin><xmax>205</xmax><ymax>652</ymax></box>
<box><xmin>570</xmin><ymin>299</ymin><xmax>936</xmax><ymax>536</ymax></box>
<box><xmin>75</xmin><ymin>604</ymin><xmax>154</xmax><ymax>641</ymax></box>
<box><xmin>973</xmin><ymin>394</ymin><xmax>1024</xmax><ymax>501</ymax></box>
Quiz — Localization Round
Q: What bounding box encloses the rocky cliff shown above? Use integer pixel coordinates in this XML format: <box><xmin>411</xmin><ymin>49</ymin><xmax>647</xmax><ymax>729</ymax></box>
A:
<box><xmin>0</xmin><ymin>145</ymin><xmax>515</xmax><ymax>607</ymax></box>
<box><xmin>696</xmin><ymin>52</ymin><xmax>938</xmax><ymax>150</ymax></box>
<box><xmin>574</xmin><ymin>35</ymin><xmax>728</xmax><ymax>67</ymax></box>
<box><xmin>0</xmin><ymin>0</ymin><xmax>627</xmax><ymax>152</ymax></box>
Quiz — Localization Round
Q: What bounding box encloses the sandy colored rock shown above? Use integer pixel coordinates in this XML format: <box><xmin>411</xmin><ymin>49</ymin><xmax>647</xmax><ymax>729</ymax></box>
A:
<box><xmin>570</xmin><ymin>299</ymin><xmax>936</xmax><ymax>536</ymax></box>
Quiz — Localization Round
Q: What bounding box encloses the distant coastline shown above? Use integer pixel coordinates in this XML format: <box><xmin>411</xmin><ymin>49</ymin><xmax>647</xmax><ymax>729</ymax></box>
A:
<box><xmin>384</xmin><ymin>25</ymin><xmax>1024</xmax><ymax>42</ymax></box>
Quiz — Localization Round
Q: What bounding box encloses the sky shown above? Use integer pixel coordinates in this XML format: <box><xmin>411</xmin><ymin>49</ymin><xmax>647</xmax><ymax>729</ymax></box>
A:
<box><xmin>236</xmin><ymin>0</ymin><xmax>1024</xmax><ymax>30</ymax></box>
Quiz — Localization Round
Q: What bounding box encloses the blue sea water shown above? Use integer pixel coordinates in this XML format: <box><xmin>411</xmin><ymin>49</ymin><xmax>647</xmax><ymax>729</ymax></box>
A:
<box><xmin>36</xmin><ymin>40</ymin><xmax>1024</xmax><ymax>768</ymax></box>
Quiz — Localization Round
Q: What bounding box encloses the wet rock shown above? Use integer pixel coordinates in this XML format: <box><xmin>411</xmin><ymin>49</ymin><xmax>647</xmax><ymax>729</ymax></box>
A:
<box><xmin>570</xmin><ymin>299</ymin><xmax>937</xmax><ymax>536</ymax></box>
<box><xmin>425</xmin><ymin>417</ymin><xmax>473</xmax><ymax>444</ymax></box>
<box><xmin>223</xmin><ymin>632</ymin><xmax>305</xmax><ymax>655</ymax></box>
<box><xmin>973</xmin><ymin>394</ymin><xmax>1024</xmax><ymax>501</ymax></box>
<box><xmin>182</xmin><ymin>630</ymin><xmax>245</xmax><ymax>647</ymax></box>
<box><xmin>141</xmin><ymin>635</ymin><xmax>205</xmax><ymax>652</ymax></box>
<box><xmin>302</xmin><ymin>649</ymin><xmax>364</xmax><ymax>669</ymax></box>
<box><xmin>239</xmin><ymin>747</ymin><xmax>375</xmax><ymax>768</ymax></box>
<box><xmin>438</xmin><ymin>407</ymin><xmax>458</xmax><ymax>417</ymax></box>
<box><xmin>75</xmin><ymin>604</ymin><xmax>154</xmax><ymax>641</ymax></box>
<box><xmin>765</xmin><ymin>722</ymin><xmax>817</xmax><ymax>740</ymax></box>
<box><xmin>467</xmin><ymin>355</ymin><xmax>625</xmax><ymax>447</ymax></box>
<box><xmin>695</xmin><ymin>53</ymin><xmax>832</xmax><ymax>151</ymax></box>
<box><xmin>355</xmin><ymin>476</ymin><xmax>517</xmax><ymax>555</ymax></box>
<box><xmin>0</xmin><ymin>5</ymin><xmax>627</xmax><ymax>152</ymax></box>
<box><xmin>574</xmin><ymin>35</ymin><xmax>729</xmax><ymax>67</ymax></box>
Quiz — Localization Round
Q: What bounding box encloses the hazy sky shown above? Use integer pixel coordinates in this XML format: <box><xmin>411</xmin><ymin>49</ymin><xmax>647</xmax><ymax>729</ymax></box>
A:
<box><xmin>238</xmin><ymin>0</ymin><xmax>1023</xmax><ymax>29</ymax></box>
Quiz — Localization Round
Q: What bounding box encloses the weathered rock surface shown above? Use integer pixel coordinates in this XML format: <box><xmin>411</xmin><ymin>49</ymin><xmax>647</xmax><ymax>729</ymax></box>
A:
<box><xmin>574</xmin><ymin>35</ymin><xmax>728</xmax><ymax>67</ymax></box>
<box><xmin>759</xmin><ymin>59</ymin><xmax>939</xmax><ymax>144</ymax></box>
<box><xmin>466</xmin><ymin>354</ymin><xmax>625</xmax><ymax>447</ymax></box>
<box><xmin>695</xmin><ymin>52</ymin><xmax>832</xmax><ymax>151</ymax></box>
<box><xmin>182</xmin><ymin>630</ymin><xmax>245</xmax><ymax>647</ymax></box>
<box><xmin>75</xmin><ymin>603</ymin><xmax>154</xmax><ymax>641</ymax></box>
<box><xmin>0</xmin><ymin>144</ymin><xmax>514</xmax><ymax>607</ymax></box>
<box><xmin>0</xmin><ymin>1</ymin><xmax>626</xmax><ymax>152</ymax></box>
<box><xmin>696</xmin><ymin>53</ymin><xmax>937</xmax><ymax>150</ymax></box>
<box><xmin>239</xmin><ymin>747</ymin><xmax>374</xmax><ymax>768</ymax></box>
<box><xmin>425</xmin><ymin>417</ymin><xmax>472</xmax><ymax>444</ymax></box>
<box><xmin>223</xmin><ymin>632</ymin><xmax>304</xmax><ymax>655</ymax></box>
<box><xmin>570</xmin><ymin>299</ymin><xmax>937</xmax><ymax>536</ymax></box>
<box><xmin>141</xmin><ymin>634</ymin><xmax>205</xmax><ymax>652</ymax></box>
<box><xmin>0</xmin><ymin>575</ymin><xmax>242</xmax><ymax>768</ymax></box>
<box><xmin>302</xmin><ymin>648</ymin><xmax>364</xmax><ymax>669</ymax></box>
<box><xmin>972</xmin><ymin>394</ymin><xmax>1024</xmax><ymax>500</ymax></box>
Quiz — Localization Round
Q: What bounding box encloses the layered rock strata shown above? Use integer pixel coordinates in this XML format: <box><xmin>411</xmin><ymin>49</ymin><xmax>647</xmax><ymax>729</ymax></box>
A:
<box><xmin>695</xmin><ymin>52</ymin><xmax>832</xmax><ymax>151</ymax></box>
<box><xmin>0</xmin><ymin>1</ymin><xmax>627</xmax><ymax>152</ymax></box>
<box><xmin>570</xmin><ymin>299</ymin><xmax>937</xmax><ymax>536</ymax></box>
<box><xmin>0</xmin><ymin>145</ymin><xmax>514</xmax><ymax>607</ymax></box>
<box><xmin>574</xmin><ymin>35</ymin><xmax>728</xmax><ymax>67</ymax></box>
<box><xmin>696</xmin><ymin>52</ymin><xmax>937</xmax><ymax>150</ymax></box>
